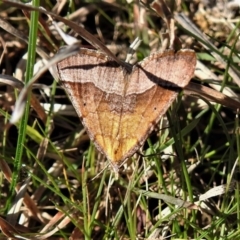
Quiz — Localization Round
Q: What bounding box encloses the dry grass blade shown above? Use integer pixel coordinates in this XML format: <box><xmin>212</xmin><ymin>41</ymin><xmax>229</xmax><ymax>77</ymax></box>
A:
<box><xmin>195</xmin><ymin>60</ymin><xmax>240</xmax><ymax>101</ymax></box>
<box><xmin>139</xmin><ymin>190</ymin><xmax>198</xmax><ymax>209</ymax></box>
<box><xmin>199</xmin><ymin>181</ymin><xmax>236</xmax><ymax>201</ymax></box>
<box><xmin>0</xmin><ymin>217</ymin><xmax>23</xmax><ymax>239</ymax></box>
<box><xmin>35</xmin><ymin>212</ymin><xmax>71</xmax><ymax>240</ymax></box>
<box><xmin>0</xmin><ymin>74</ymin><xmax>24</xmax><ymax>89</ymax></box>
<box><xmin>7</xmin><ymin>177</ymin><xmax>31</xmax><ymax>225</ymax></box>
<box><xmin>185</xmin><ymin>82</ymin><xmax>240</xmax><ymax>110</ymax></box>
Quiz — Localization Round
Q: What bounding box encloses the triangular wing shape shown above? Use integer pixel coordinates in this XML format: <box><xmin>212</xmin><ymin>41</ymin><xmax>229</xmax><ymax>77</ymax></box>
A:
<box><xmin>56</xmin><ymin>48</ymin><xmax>196</xmax><ymax>167</ymax></box>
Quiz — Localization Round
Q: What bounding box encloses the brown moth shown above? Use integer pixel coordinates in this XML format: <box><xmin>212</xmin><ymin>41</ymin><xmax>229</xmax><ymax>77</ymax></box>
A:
<box><xmin>56</xmin><ymin>48</ymin><xmax>196</xmax><ymax>168</ymax></box>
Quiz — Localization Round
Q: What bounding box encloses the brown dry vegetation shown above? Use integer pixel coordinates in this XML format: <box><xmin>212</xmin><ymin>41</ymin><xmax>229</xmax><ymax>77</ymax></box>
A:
<box><xmin>0</xmin><ymin>0</ymin><xmax>240</xmax><ymax>239</ymax></box>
